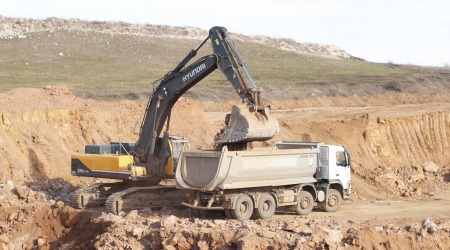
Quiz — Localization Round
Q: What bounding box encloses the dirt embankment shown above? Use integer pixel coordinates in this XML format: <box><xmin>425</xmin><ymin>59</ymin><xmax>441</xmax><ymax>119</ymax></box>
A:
<box><xmin>0</xmin><ymin>85</ymin><xmax>216</xmax><ymax>185</ymax></box>
<box><xmin>0</xmin><ymin>86</ymin><xmax>449</xmax><ymax>249</ymax></box>
<box><xmin>0</xmin><ymin>85</ymin><xmax>448</xmax><ymax>198</ymax></box>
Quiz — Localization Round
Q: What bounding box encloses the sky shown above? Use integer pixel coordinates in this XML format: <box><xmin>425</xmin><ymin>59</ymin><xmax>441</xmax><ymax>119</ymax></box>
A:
<box><xmin>1</xmin><ymin>0</ymin><xmax>449</xmax><ymax>67</ymax></box>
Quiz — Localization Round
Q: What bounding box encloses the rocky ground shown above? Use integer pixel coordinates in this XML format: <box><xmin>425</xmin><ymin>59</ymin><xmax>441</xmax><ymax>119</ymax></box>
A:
<box><xmin>0</xmin><ymin>180</ymin><xmax>449</xmax><ymax>249</ymax></box>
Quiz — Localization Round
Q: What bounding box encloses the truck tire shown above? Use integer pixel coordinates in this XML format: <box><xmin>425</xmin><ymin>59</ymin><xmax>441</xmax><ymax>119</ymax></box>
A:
<box><xmin>231</xmin><ymin>194</ymin><xmax>254</xmax><ymax>220</ymax></box>
<box><xmin>224</xmin><ymin>209</ymin><xmax>233</xmax><ymax>219</ymax></box>
<box><xmin>320</xmin><ymin>189</ymin><xmax>342</xmax><ymax>212</ymax></box>
<box><xmin>296</xmin><ymin>191</ymin><xmax>314</xmax><ymax>215</ymax></box>
<box><xmin>252</xmin><ymin>194</ymin><xmax>276</xmax><ymax>219</ymax></box>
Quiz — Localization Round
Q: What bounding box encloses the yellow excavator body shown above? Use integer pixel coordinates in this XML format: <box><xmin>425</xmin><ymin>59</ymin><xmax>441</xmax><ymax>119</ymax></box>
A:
<box><xmin>71</xmin><ymin>137</ymin><xmax>188</xmax><ymax>180</ymax></box>
<box><xmin>71</xmin><ymin>153</ymin><xmax>146</xmax><ymax>178</ymax></box>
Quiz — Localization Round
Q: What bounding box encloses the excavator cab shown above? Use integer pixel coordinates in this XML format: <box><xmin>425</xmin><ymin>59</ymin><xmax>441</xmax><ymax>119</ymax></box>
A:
<box><xmin>158</xmin><ymin>136</ymin><xmax>189</xmax><ymax>177</ymax></box>
<box><xmin>71</xmin><ymin>136</ymin><xmax>189</xmax><ymax>180</ymax></box>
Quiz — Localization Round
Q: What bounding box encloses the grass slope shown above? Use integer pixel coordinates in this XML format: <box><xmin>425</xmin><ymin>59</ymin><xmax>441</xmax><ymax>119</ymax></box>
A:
<box><xmin>1</xmin><ymin>28</ymin><xmax>449</xmax><ymax>101</ymax></box>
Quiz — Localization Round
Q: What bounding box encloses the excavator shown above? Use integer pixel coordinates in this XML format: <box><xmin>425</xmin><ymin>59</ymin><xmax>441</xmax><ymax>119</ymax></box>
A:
<box><xmin>70</xmin><ymin>26</ymin><xmax>279</xmax><ymax>214</ymax></box>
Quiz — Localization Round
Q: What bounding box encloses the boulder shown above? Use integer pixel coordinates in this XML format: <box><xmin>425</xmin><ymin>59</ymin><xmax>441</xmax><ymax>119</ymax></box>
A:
<box><xmin>132</xmin><ymin>227</ymin><xmax>143</xmax><ymax>238</ymax></box>
<box><xmin>55</xmin><ymin>200</ymin><xmax>65</xmax><ymax>208</ymax></box>
<box><xmin>413</xmin><ymin>187</ymin><xmax>422</xmax><ymax>196</ymax></box>
<box><xmin>213</xmin><ymin>219</ymin><xmax>226</xmax><ymax>226</ymax></box>
<box><xmin>0</xmin><ymin>194</ymin><xmax>7</xmax><ymax>204</ymax></box>
<box><xmin>8</xmin><ymin>212</ymin><xmax>17</xmax><ymax>222</ymax></box>
<box><xmin>3</xmin><ymin>180</ymin><xmax>15</xmax><ymax>191</ymax></box>
<box><xmin>437</xmin><ymin>220</ymin><xmax>450</xmax><ymax>230</ymax></box>
<box><xmin>37</xmin><ymin>238</ymin><xmax>46</xmax><ymax>246</ymax></box>
<box><xmin>406</xmin><ymin>223</ymin><xmax>421</xmax><ymax>232</ymax></box>
<box><xmin>318</xmin><ymin>227</ymin><xmax>343</xmax><ymax>245</ymax></box>
<box><xmin>0</xmin><ymin>234</ymin><xmax>9</xmax><ymax>244</ymax></box>
<box><xmin>197</xmin><ymin>240</ymin><xmax>209</xmax><ymax>250</ymax></box>
<box><xmin>17</xmin><ymin>211</ymin><xmax>25</xmax><ymax>222</ymax></box>
<box><xmin>395</xmin><ymin>179</ymin><xmax>408</xmax><ymax>191</ymax></box>
<box><xmin>410</xmin><ymin>174</ymin><xmax>425</xmax><ymax>182</ymax></box>
<box><xmin>161</xmin><ymin>215</ymin><xmax>178</xmax><ymax>228</ymax></box>
<box><xmin>14</xmin><ymin>186</ymin><xmax>30</xmax><ymax>200</ymax></box>
<box><xmin>422</xmin><ymin>218</ymin><xmax>437</xmax><ymax>234</ymax></box>
<box><xmin>240</xmin><ymin>220</ymin><xmax>250</xmax><ymax>229</ymax></box>
<box><xmin>422</xmin><ymin>162</ymin><xmax>439</xmax><ymax>173</ymax></box>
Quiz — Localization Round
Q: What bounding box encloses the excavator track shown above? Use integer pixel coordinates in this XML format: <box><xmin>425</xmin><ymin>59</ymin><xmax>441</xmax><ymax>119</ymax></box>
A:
<box><xmin>105</xmin><ymin>185</ymin><xmax>187</xmax><ymax>214</ymax></box>
<box><xmin>70</xmin><ymin>182</ymin><xmax>126</xmax><ymax>209</ymax></box>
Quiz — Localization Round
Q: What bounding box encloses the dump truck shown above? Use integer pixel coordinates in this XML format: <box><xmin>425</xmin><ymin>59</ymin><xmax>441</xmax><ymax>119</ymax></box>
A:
<box><xmin>176</xmin><ymin>142</ymin><xmax>351</xmax><ymax>219</ymax></box>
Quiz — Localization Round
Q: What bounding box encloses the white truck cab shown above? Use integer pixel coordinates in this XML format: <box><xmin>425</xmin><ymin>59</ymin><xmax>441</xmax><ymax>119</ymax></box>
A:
<box><xmin>319</xmin><ymin>145</ymin><xmax>351</xmax><ymax>197</ymax></box>
<box><xmin>276</xmin><ymin>142</ymin><xmax>351</xmax><ymax>198</ymax></box>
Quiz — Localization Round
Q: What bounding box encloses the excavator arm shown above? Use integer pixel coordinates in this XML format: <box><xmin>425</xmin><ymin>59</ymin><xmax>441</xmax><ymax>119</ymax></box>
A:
<box><xmin>133</xmin><ymin>55</ymin><xmax>218</xmax><ymax>171</ymax></box>
<box><xmin>133</xmin><ymin>26</ymin><xmax>279</xmax><ymax>176</ymax></box>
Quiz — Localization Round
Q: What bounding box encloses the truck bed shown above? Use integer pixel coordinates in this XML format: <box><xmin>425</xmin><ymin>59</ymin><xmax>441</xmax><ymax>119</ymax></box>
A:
<box><xmin>175</xmin><ymin>147</ymin><xmax>319</xmax><ymax>191</ymax></box>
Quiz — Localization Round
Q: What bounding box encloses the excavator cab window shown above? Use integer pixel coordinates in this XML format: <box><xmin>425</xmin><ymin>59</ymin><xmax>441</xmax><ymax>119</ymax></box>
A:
<box><xmin>171</xmin><ymin>139</ymin><xmax>189</xmax><ymax>172</ymax></box>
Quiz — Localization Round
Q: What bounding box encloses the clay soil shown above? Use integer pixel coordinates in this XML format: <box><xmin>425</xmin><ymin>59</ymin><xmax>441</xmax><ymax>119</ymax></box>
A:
<box><xmin>0</xmin><ymin>86</ymin><xmax>449</xmax><ymax>249</ymax></box>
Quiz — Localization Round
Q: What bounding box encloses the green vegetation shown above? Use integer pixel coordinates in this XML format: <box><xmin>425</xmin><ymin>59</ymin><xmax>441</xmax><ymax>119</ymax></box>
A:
<box><xmin>1</xmin><ymin>29</ymin><xmax>448</xmax><ymax>100</ymax></box>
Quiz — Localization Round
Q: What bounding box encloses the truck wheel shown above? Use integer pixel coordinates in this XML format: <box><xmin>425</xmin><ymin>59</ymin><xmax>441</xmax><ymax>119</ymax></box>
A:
<box><xmin>252</xmin><ymin>194</ymin><xmax>276</xmax><ymax>219</ymax></box>
<box><xmin>231</xmin><ymin>194</ymin><xmax>254</xmax><ymax>220</ymax></box>
<box><xmin>296</xmin><ymin>191</ymin><xmax>314</xmax><ymax>215</ymax></box>
<box><xmin>321</xmin><ymin>189</ymin><xmax>342</xmax><ymax>212</ymax></box>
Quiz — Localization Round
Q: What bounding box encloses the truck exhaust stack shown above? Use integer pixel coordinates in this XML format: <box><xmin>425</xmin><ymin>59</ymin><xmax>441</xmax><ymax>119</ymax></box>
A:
<box><xmin>215</xmin><ymin>104</ymin><xmax>280</xmax><ymax>144</ymax></box>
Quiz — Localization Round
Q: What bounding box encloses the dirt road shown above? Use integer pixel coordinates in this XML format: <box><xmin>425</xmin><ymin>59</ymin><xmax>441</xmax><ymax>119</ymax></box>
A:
<box><xmin>307</xmin><ymin>198</ymin><xmax>450</xmax><ymax>223</ymax></box>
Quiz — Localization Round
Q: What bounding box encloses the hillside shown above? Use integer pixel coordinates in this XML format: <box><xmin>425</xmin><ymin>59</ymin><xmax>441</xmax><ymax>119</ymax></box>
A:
<box><xmin>1</xmin><ymin>16</ymin><xmax>449</xmax><ymax>100</ymax></box>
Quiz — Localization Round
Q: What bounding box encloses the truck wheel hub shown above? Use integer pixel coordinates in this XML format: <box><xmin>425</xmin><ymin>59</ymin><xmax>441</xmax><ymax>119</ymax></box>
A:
<box><xmin>300</xmin><ymin>198</ymin><xmax>310</xmax><ymax>209</ymax></box>
<box><xmin>328</xmin><ymin>196</ymin><xmax>338</xmax><ymax>206</ymax></box>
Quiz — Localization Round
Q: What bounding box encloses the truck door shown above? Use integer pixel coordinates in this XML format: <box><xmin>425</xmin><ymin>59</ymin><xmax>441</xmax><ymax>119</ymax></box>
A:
<box><xmin>335</xmin><ymin>150</ymin><xmax>351</xmax><ymax>192</ymax></box>
<box><xmin>317</xmin><ymin>146</ymin><xmax>330</xmax><ymax>180</ymax></box>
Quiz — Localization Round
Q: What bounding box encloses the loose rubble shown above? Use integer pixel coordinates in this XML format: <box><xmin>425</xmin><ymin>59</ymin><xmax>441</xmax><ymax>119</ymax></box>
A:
<box><xmin>1</xmin><ymin>181</ymin><xmax>449</xmax><ymax>249</ymax></box>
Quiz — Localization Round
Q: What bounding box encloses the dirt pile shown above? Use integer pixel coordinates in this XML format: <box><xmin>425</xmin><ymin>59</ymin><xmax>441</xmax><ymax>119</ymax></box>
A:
<box><xmin>2</xmin><ymin>184</ymin><xmax>449</xmax><ymax>250</ymax></box>
<box><xmin>52</xmin><ymin>207</ymin><xmax>450</xmax><ymax>249</ymax></box>
<box><xmin>0</xmin><ymin>181</ymin><xmax>95</xmax><ymax>249</ymax></box>
<box><xmin>1</xmin><ymin>177</ymin><xmax>449</xmax><ymax>249</ymax></box>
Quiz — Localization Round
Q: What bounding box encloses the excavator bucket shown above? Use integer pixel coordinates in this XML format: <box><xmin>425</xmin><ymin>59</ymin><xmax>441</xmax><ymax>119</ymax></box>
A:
<box><xmin>215</xmin><ymin>105</ymin><xmax>279</xmax><ymax>144</ymax></box>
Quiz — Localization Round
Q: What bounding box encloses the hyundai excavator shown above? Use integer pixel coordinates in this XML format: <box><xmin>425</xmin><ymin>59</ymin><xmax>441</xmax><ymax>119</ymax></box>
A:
<box><xmin>70</xmin><ymin>26</ymin><xmax>279</xmax><ymax>214</ymax></box>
